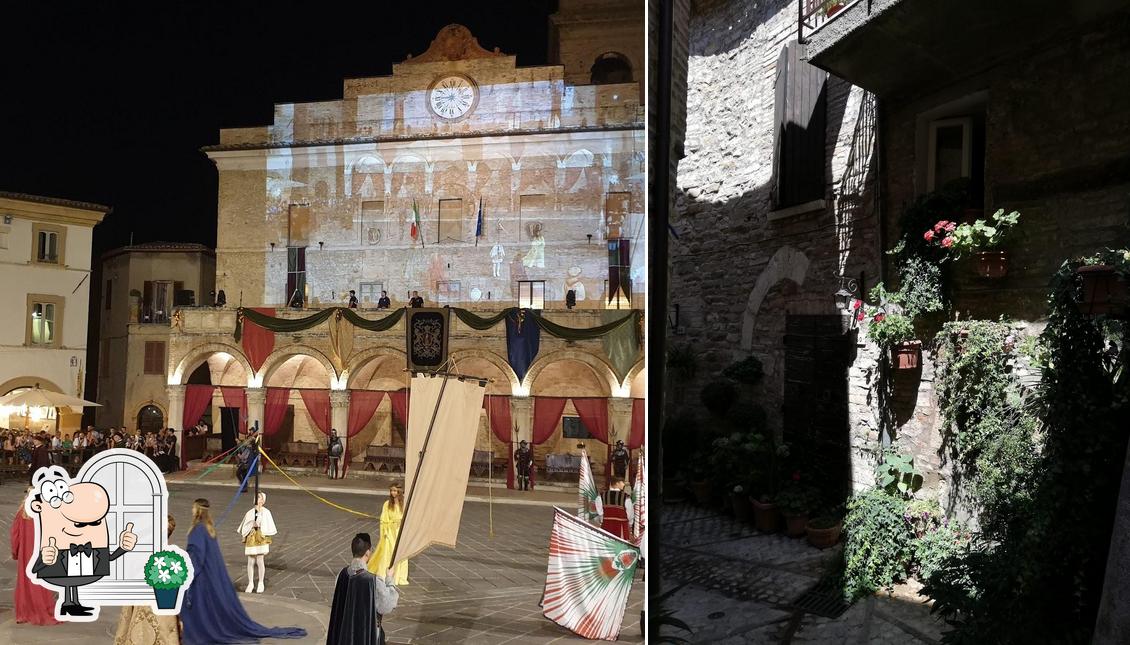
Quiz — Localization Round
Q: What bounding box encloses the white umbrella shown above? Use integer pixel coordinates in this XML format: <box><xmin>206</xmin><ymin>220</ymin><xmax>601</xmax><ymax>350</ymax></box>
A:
<box><xmin>0</xmin><ymin>384</ymin><xmax>100</xmax><ymax>414</ymax></box>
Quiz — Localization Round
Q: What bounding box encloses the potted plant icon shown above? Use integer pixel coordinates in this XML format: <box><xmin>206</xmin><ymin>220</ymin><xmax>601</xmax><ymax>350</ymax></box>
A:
<box><xmin>145</xmin><ymin>549</ymin><xmax>191</xmax><ymax>610</ymax></box>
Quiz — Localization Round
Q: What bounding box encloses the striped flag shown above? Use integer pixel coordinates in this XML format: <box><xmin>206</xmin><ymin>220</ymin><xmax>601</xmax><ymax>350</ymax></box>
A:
<box><xmin>632</xmin><ymin>450</ymin><xmax>646</xmax><ymax>546</ymax></box>
<box><xmin>578</xmin><ymin>449</ymin><xmax>600</xmax><ymax>525</ymax></box>
<box><xmin>474</xmin><ymin>197</ymin><xmax>483</xmax><ymax>246</ymax></box>
<box><xmin>541</xmin><ymin>507</ymin><xmax>640</xmax><ymax>641</ymax></box>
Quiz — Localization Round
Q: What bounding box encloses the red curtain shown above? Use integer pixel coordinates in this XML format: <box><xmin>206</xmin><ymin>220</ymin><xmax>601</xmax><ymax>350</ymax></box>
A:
<box><xmin>571</xmin><ymin>398</ymin><xmax>609</xmax><ymax>443</ymax></box>
<box><xmin>484</xmin><ymin>395</ymin><xmax>514</xmax><ymax>489</ymax></box>
<box><xmin>300</xmin><ymin>389</ymin><xmax>332</xmax><ymax>436</ymax></box>
<box><xmin>220</xmin><ymin>387</ymin><xmax>247</xmax><ymax>433</ymax></box>
<box><xmin>183</xmin><ymin>385</ymin><xmax>215</xmax><ymax>430</ymax></box>
<box><xmin>532</xmin><ymin>397</ymin><xmax>568</xmax><ymax>446</ymax></box>
<box><xmin>629</xmin><ymin>398</ymin><xmax>644</xmax><ymax>449</ymax></box>
<box><xmin>263</xmin><ymin>388</ymin><xmax>290</xmax><ymax>436</ymax></box>
<box><xmin>348</xmin><ymin>390</ymin><xmax>384</xmax><ymax>438</ymax></box>
<box><xmin>242</xmin><ymin>307</ymin><xmax>276</xmax><ymax>373</ymax></box>
<box><xmin>389</xmin><ymin>390</ymin><xmax>409</xmax><ymax>429</ymax></box>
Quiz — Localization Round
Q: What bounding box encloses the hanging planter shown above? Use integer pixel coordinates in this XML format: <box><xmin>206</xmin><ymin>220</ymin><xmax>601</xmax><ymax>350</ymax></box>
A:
<box><xmin>973</xmin><ymin>250</ymin><xmax>1009</xmax><ymax>279</ymax></box>
<box><xmin>891</xmin><ymin>340</ymin><xmax>922</xmax><ymax>370</ymax></box>
<box><xmin>1076</xmin><ymin>265</ymin><xmax>1129</xmax><ymax>317</ymax></box>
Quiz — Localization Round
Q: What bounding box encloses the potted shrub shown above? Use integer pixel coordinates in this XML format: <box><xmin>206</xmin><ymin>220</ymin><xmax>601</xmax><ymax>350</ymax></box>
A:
<box><xmin>145</xmin><ymin>548</ymin><xmax>193</xmax><ymax>610</ymax></box>
<box><xmin>926</xmin><ymin>209</ymin><xmax>1021</xmax><ymax>279</ymax></box>
<box><xmin>749</xmin><ymin>494</ymin><xmax>782</xmax><ymax>533</ymax></box>
<box><xmin>776</xmin><ymin>484</ymin><xmax>820</xmax><ymax>538</ymax></box>
<box><xmin>806</xmin><ymin>514</ymin><xmax>843</xmax><ymax>549</ymax></box>
<box><xmin>1076</xmin><ymin>264</ymin><xmax>1129</xmax><ymax>316</ymax></box>
<box><xmin>865</xmin><ymin>312</ymin><xmax>919</xmax><ymax>370</ymax></box>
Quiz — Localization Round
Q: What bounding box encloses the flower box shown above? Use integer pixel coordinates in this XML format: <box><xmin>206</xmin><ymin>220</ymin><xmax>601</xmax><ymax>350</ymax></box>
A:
<box><xmin>973</xmin><ymin>250</ymin><xmax>1009</xmax><ymax>279</ymax></box>
<box><xmin>891</xmin><ymin>340</ymin><xmax>922</xmax><ymax>370</ymax></box>
<box><xmin>750</xmin><ymin>497</ymin><xmax>781</xmax><ymax>533</ymax></box>
<box><xmin>805</xmin><ymin>518</ymin><xmax>843</xmax><ymax>549</ymax></box>
<box><xmin>1076</xmin><ymin>265</ymin><xmax>1129</xmax><ymax>317</ymax></box>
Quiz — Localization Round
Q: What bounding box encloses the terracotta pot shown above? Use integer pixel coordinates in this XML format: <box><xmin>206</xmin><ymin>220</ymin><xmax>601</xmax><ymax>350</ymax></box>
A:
<box><xmin>731</xmin><ymin>493</ymin><xmax>752</xmax><ymax>523</ymax></box>
<box><xmin>1077</xmin><ymin>265</ymin><xmax>1129</xmax><ymax>317</ymax></box>
<box><xmin>890</xmin><ymin>341</ymin><xmax>922</xmax><ymax>370</ymax></box>
<box><xmin>806</xmin><ymin>519</ymin><xmax>843</xmax><ymax>549</ymax></box>
<box><xmin>750</xmin><ymin>497</ymin><xmax>782</xmax><ymax>533</ymax></box>
<box><xmin>690</xmin><ymin>480</ymin><xmax>713</xmax><ymax>506</ymax></box>
<box><xmin>784</xmin><ymin>512</ymin><xmax>809</xmax><ymax>537</ymax></box>
<box><xmin>825</xmin><ymin>2</ymin><xmax>844</xmax><ymax>17</ymax></box>
<box><xmin>974</xmin><ymin>250</ymin><xmax>1009</xmax><ymax>278</ymax></box>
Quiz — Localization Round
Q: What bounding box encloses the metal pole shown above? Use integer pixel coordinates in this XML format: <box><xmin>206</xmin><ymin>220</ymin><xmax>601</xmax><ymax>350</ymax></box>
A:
<box><xmin>487</xmin><ymin>393</ymin><xmax>494</xmax><ymax>539</ymax></box>
<box><xmin>389</xmin><ymin>373</ymin><xmax>452</xmax><ymax>568</ymax></box>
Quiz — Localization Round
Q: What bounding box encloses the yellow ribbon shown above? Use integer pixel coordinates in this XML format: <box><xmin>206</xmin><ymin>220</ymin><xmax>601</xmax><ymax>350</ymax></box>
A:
<box><xmin>257</xmin><ymin>447</ymin><xmax>378</xmax><ymax>519</ymax></box>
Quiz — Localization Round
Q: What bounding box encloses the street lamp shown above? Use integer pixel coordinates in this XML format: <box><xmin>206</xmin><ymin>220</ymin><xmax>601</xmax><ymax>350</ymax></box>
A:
<box><xmin>834</xmin><ymin>275</ymin><xmax>859</xmax><ymax>312</ymax></box>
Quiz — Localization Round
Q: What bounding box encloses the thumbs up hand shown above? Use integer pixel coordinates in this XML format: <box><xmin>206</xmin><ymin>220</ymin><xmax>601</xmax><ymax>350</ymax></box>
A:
<box><xmin>41</xmin><ymin>537</ymin><xmax>58</xmax><ymax>565</ymax></box>
<box><xmin>119</xmin><ymin>522</ymin><xmax>137</xmax><ymax>551</ymax></box>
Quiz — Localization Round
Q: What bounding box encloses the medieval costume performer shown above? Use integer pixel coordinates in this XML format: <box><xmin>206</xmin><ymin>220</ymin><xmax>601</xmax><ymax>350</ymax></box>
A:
<box><xmin>327</xmin><ymin>429</ymin><xmax>344</xmax><ymax>480</ymax></box>
<box><xmin>610</xmin><ymin>440</ymin><xmax>630</xmax><ymax>479</ymax></box>
<box><xmin>594</xmin><ymin>478</ymin><xmax>634</xmax><ymax>541</ymax></box>
<box><xmin>515</xmin><ymin>440</ymin><xmax>533</xmax><ymax>491</ymax></box>
<box><xmin>114</xmin><ymin>514</ymin><xmax>181</xmax><ymax>644</ymax></box>
<box><xmin>237</xmin><ymin>492</ymin><xmax>277</xmax><ymax>593</ymax></box>
<box><xmin>366</xmin><ymin>485</ymin><xmax>408</xmax><ymax>585</ymax></box>
<box><xmin>181</xmin><ymin>499</ymin><xmax>306</xmax><ymax>645</ymax></box>
<box><xmin>10</xmin><ymin>486</ymin><xmax>60</xmax><ymax>625</ymax></box>
<box><xmin>329</xmin><ymin>533</ymin><xmax>400</xmax><ymax>645</ymax></box>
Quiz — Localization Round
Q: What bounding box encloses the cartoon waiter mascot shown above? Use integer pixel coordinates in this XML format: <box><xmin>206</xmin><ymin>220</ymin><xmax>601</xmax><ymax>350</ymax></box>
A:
<box><xmin>27</xmin><ymin>465</ymin><xmax>137</xmax><ymax>618</ymax></box>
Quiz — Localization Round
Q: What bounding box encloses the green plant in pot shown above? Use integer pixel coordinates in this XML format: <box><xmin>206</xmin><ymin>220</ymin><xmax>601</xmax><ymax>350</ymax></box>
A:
<box><xmin>926</xmin><ymin>209</ymin><xmax>1021</xmax><ymax>278</ymax></box>
<box><xmin>865</xmin><ymin>310</ymin><xmax>919</xmax><ymax>370</ymax></box>
<box><xmin>144</xmin><ymin>547</ymin><xmax>194</xmax><ymax>611</ymax></box>
<box><xmin>805</xmin><ymin>512</ymin><xmax>843</xmax><ymax>549</ymax></box>
<box><xmin>775</xmin><ymin>482</ymin><xmax>821</xmax><ymax>537</ymax></box>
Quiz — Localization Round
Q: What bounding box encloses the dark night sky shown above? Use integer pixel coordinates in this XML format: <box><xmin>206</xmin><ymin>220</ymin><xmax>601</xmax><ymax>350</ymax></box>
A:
<box><xmin>0</xmin><ymin>1</ymin><xmax>557</xmax><ymax>258</ymax></box>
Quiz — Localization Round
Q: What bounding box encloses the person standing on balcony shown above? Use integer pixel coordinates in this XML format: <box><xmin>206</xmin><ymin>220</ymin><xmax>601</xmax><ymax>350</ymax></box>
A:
<box><xmin>377</xmin><ymin>290</ymin><xmax>391</xmax><ymax>310</ymax></box>
<box><xmin>409</xmin><ymin>291</ymin><xmax>424</xmax><ymax>308</ymax></box>
<box><xmin>348</xmin><ymin>290</ymin><xmax>359</xmax><ymax>309</ymax></box>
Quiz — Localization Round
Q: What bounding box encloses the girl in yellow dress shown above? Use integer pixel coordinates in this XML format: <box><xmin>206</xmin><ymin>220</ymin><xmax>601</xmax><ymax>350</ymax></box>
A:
<box><xmin>367</xmin><ymin>485</ymin><xmax>408</xmax><ymax>585</ymax></box>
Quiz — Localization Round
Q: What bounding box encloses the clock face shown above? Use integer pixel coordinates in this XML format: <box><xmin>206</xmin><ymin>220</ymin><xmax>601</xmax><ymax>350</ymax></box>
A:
<box><xmin>429</xmin><ymin>75</ymin><xmax>477</xmax><ymax>120</ymax></box>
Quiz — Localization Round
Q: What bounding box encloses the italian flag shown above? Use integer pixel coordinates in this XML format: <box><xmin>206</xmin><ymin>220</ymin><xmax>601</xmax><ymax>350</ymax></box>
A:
<box><xmin>541</xmin><ymin>507</ymin><xmax>640</xmax><ymax>641</ymax></box>
<box><xmin>578</xmin><ymin>449</ymin><xmax>600</xmax><ymax>525</ymax></box>
<box><xmin>410</xmin><ymin>199</ymin><xmax>422</xmax><ymax>244</ymax></box>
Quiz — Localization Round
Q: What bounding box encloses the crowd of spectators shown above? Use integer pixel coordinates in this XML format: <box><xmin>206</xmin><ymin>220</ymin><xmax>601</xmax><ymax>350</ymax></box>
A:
<box><xmin>0</xmin><ymin>425</ymin><xmax>185</xmax><ymax>480</ymax></box>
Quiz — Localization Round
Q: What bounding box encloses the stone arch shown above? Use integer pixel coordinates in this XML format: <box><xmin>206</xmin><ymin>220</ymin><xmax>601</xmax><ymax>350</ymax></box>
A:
<box><xmin>741</xmin><ymin>246</ymin><xmax>810</xmax><ymax>351</ymax></box>
<box><xmin>0</xmin><ymin>376</ymin><xmax>65</xmax><ymax>397</ymax></box>
<box><xmin>590</xmin><ymin>51</ymin><xmax>633</xmax><ymax>84</ymax></box>
<box><xmin>257</xmin><ymin>344</ymin><xmax>338</xmax><ymax>387</ymax></box>
<box><xmin>560</xmin><ymin>149</ymin><xmax>594</xmax><ymax>168</ymax></box>
<box><xmin>170</xmin><ymin>342</ymin><xmax>253</xmax><ymax>386</ymax></box>
<box><xmin>523</xmin><ymin>348</ymin><xmax>618</xmax><ymax>396</ymax></box>
<box><xmin>135</xmin><ymin>401</ymin><xmax>167</xmax><ymax>432</ymax></box>
<box><xmin>342</xmin><ymin>345</ymin><xmax>408</xmax><ymax>389</ymax></box>
<box><xmin>449</xmin><ymin>348</ymin><xmax>518</xmax><ymax>394</ymax></box>
<box><xmin>622</xmin><ymin>358</ymin><xmax>646</xmax><ymax>394</ymax></box>
<box><xmin>347</xmin><ymin>154</ymin><xmax>387</xmax><ymax>196</ymax></box>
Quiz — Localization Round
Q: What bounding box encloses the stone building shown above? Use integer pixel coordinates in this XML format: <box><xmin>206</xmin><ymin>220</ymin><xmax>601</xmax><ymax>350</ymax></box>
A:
<box><xmin>0</xmin><ymin>192</ymin><xmax>109</xmax><ymax>434</ymax></box>
<box><xmin>95</xmin><ymin>242</ymin><xmax>215</xmax><ymax>430</ymax></box>
<box><xmin>165</xmin><ymin>15</ymin><xmax>646</xmax><ymax>480</ymax></box>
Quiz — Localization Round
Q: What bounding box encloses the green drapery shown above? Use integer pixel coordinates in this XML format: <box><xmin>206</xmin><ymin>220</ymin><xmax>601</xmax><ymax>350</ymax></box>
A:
<box><xmin>451</xmin><ymin>307</ymin><xmax>516</xmax><ymax>330</ymax></box>
<box><xmin>341</xmin><ymin>307</ymin><xmax>405</xmax><ymax>332</ymax></box>
<box><xmin>234</xmin><ymin>307</ymin><xmax>336</xmax><ymax>341</ymax></box>
<box><xmin>601</xmin><ymin>310</ymin><xmax>641</xmax><ymax>381</ymax></box>
<box><xmin>527</xmin><ymin>309</ymin><xmax>638</xmax><ymax>341</ymax></box>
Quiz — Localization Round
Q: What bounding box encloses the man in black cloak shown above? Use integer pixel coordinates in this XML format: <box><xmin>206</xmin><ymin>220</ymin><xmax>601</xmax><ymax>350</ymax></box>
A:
<box><xmin>328</xmin><ymin>533</ymin><xmax>400</xmax><ymax>645</ymax></box>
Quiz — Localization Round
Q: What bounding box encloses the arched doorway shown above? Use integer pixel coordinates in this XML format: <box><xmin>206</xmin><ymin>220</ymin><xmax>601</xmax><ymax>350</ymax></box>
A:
<box><xmin>136</xmin><ymin>405</ymin><xmax>164</xmax><ymax>433</ymax></box>
<box><xmin>590</xmin><ymin>52</ymin><xmax>633</xmax><ymax>84</ymax></box>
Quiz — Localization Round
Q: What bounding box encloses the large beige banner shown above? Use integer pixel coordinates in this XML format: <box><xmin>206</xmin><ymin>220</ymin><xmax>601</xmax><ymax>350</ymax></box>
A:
<box><xmin>393</xmin><ymin>374</ymin><xmax>486</xmax><ymax>565</ymax></box>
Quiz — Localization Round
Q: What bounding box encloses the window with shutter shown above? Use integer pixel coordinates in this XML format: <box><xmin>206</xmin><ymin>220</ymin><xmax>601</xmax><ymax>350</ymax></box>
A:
<box><xmin>771</xmin><ymin>42</ymin><xmax>828</xmax><ymax>210</ymax></box>
<box><xmin>144</xmin><ymin>341</ymin><xmax>166</xmax><ymax>375</ymax></box>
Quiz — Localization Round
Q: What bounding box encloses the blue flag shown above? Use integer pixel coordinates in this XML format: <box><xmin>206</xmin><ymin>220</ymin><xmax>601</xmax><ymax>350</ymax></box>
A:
<box><xmin>475</xmin><ymin>197</ymin><xmax>483</xmax><ymax>246</ymax></box>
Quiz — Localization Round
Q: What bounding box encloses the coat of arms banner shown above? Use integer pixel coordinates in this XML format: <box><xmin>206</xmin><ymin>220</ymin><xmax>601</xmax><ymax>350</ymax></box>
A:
<box><xmin>406</xmin><ymin>308</ymin><xmax>451</xmax><ymax>372</ymax></box>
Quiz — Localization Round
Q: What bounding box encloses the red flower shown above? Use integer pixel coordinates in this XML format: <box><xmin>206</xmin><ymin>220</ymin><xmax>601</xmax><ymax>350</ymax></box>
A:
<box><xmin>924</xmin><ymin>230</ymin><xmax>935</xmax><ymax>242</ymax></box>
<box><xmin>852</xmin><ymin>299</ymin><xmax>862</xmax><ymax>310</ymax></box>
<box><xmin>856</xmin><ymin>310</ymin><xmax>865</xmax><ymax>322</ymax></box>
<box><xmin>934</xmin><ymin>221</ymin><xmax>946</xmax><ymax>233</ymax></box>
<box><xmin>941</xmin><ymin>236</ymin><xmax>955</xmax><ymax>248</ymax></box>
<box><xmin>874</xmin><ymin>313</ymin><xmax>886</xmax><ymax>323</ymax></box>
<box><xmin>945</xmin><ymin>222</ymin><xmax>957</xmax><ymax>232</ymax></box>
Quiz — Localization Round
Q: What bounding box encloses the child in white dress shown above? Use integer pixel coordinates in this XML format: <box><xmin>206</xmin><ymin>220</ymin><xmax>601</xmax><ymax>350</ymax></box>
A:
<box><xmin>237</xmin><ymin>492</ymin><xmax>277</xmax><ymax>593</ymax></box>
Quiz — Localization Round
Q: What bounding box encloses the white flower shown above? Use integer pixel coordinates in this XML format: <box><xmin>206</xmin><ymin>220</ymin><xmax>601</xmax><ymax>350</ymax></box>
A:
<box><xmin>153</xmin><ymin>556</ymin><xmax>166</xmax><ymax>569</ymax></box>
<box><xmin>158</xmin><ymin>570</ymin><xmax>171</xmax><ymax>583</ymax></box>
<box><xmin>170</xmin><ymin>561</ymin><xmax>183</xmax><ymax>574</ymax></box>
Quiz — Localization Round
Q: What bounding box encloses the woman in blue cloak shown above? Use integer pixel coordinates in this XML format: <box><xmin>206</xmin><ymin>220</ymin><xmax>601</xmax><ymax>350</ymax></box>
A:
<box><xmin>181</xmin><ymin>498</ymin><xmax>307</xmax><ymax>644</ymax></box>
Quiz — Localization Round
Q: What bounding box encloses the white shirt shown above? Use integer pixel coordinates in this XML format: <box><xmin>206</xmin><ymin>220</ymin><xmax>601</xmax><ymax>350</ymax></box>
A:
<box><xmin>67</xmin><ymin>548</ymin><xmax>95</xmax><ymax>576</ymax></box>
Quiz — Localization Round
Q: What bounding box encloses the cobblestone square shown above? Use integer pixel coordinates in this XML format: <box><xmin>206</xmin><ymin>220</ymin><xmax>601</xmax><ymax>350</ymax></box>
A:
<box><xmin>0</xmin><ymin>479</ymin><xmax>643</xmax><ymax>644</ymax></box>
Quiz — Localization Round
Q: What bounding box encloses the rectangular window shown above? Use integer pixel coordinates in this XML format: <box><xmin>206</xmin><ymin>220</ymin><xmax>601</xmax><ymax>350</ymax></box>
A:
<box><xmin>604</xmin><ymin>192</ymin><xmax>631</xmax><ymax>239</ymax></box>
<box><xmin>143</xmin><ymin>341</ymin><xmax>166</xmax><ymax>375</ymax></box>
<box><xmin>146</xmin><ymin>280</ymin><xmax>173</xmax><ymax>323</ymax></box>
<box><xmin>519</xmin><ymin>194</ymin><xmax>546</xmax><ymax>242</ymax></box>
<box><xmin>287</xmin><ymin>203</ymin><xmax>310</xmax><ymax>246</ymax></box>
<box><xmin>436</xmin><ymin>280</ymin><xmax>461</xmax><ymax>303</ymax></box>
<box><xmin>927</xmin><ymin>118</ymin><xmax>973</xmax><ymax>192</ymax></box>
<box><xmin>771</xmin><ymin>41</ymin><xmax>828</xmax><ymax>210</ymax></box>
<box><xmin>562</xmin><ymin>416</ymin><xmax>593</xmax><ymax>439</ymax></box>
<box><xmin>26</xmin><ymin>294</ymin><xmax>62</xmax><ymax>348</ymax></box>
<box><xmin>286</xmin><ymin>246</ymin><xmax>307</xmax><ymax>306</ymax></box>
<box><xmin>518</xmin><ymin>280</ymin><xmax>546</xmax><ymax>309</ymax></box>
<box><xmin>32</xmin><ymin>223</ymin><xmax>66</xmax><ymax>266</ymax></box>
<box><xmin>438</xmin><ymin>198</ymin><xmax>463</xmax><ymax>243</ymax></box>
<box><xmin>359</xmin><ymin>281</ymin><xmax>383</xmax><ymax>305</ymax></box>
<box><xmin>362</xmin><ymin>200</ymin><xmax>384</xmax><ymax>246</ymax></box>
<box><xmin>105</xmin><ymin>279</ymin><xmax>113</xmax><ymax>310</ymax></box>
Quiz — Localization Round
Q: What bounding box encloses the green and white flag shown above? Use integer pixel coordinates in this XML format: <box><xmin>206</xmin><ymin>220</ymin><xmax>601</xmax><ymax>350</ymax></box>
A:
<box><xmin>541</xmin><ymin>507</ymin><xmax>640</xmax><ymax>641</ymax></box>
<box><xmin>578</xmin><ymin>449</ymin><xmax>600</xmax><ymax>525</ymax></box>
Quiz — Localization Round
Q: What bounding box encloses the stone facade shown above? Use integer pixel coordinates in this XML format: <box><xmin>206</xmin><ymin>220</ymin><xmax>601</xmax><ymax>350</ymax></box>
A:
<box><xmin>669</xmin><ymin>0</ymin><xmax>882</xmax><ymax>489</ymax></box>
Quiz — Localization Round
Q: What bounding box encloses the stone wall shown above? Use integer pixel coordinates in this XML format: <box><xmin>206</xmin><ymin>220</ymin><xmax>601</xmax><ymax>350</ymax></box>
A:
<box><xmin>669</xmin><ymin>0</ymin><xmax>882</xmax><ymax>488</ymax></box>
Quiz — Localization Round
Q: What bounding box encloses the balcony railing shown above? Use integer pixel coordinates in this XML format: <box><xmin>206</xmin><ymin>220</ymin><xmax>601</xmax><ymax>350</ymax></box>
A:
<box><xmin>799</xmin><ymin>0</ymin><xmax>857</xmax><ymax>42</ymax></box>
